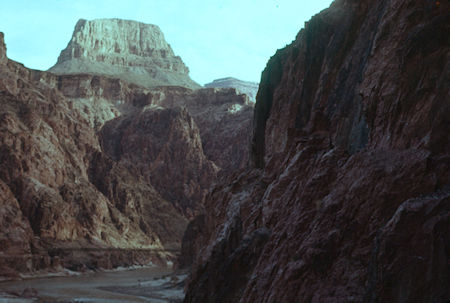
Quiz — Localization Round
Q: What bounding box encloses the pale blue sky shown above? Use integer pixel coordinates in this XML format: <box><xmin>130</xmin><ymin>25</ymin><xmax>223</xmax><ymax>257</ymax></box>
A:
<box><xmin>0</xmin><ymin>0</ymin><xmax>333</xmax><ymax>85</ymax></box>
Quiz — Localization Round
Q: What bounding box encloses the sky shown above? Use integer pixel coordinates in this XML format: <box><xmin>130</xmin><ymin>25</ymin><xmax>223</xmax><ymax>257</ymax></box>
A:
<box><xmin>0</xmin><ymin>0</ymin><xmax>334</xmax><ymax>85</ymax></box>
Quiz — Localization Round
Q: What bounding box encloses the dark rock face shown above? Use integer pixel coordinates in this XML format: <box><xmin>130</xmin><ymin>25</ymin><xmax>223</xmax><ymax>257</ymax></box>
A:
<box><xmin>185</xmin><ymin>1</ymin><xmax>450</xmax><ymax>302</ymax></box>
<box><xmin>49</xmin><ymin>18</ymin><xmax>200</xmax><ymax>89</ymax></box>
<box><xmin>205</xmin><ymin>77</ymin><xmax>259</xmax><ymax>102</ymax></box>
<box><xmin>178</xmin><ymin>214</ymin><xmax>206</xmax><ymax>269</ymax></box>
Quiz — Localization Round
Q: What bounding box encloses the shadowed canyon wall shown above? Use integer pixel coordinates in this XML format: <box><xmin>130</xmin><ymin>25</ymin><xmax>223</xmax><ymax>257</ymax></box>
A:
<box><xmin>184</xmin><ymin>0</ymin><xmax>449</xmax><ymax>302</ymax></box>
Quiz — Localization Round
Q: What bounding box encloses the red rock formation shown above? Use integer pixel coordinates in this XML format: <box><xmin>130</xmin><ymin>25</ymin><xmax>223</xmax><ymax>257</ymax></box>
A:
<box><xmin>184</xmin><ymin>0</ymin><xmax>450</xmax><ymax>302</ymax></box>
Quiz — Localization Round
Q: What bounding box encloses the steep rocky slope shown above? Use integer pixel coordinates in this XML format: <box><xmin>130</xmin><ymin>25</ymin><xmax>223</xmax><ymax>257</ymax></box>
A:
<box><xmin>205</xmin><ymin>77</ymin><xmax>259</xmax><ymax>102</ymax></box>
<box><xmin>185</xmin><ymin>0</ymin><xmax>450</xmax><ymax>302</ymax></box>
<box><xmin>49</xmin><ymin>18</ymin><xmax>200</xmax><ymax>89</ymax></box>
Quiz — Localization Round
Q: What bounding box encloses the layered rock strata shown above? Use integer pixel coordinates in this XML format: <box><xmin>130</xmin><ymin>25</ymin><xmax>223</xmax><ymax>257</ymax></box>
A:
<box><xmin>49</xmin><ymin>18</ymin><xmax>200</xmax><ymax>89</ymax></box>
<box><xmin>184</xmin><ymin>0</ymin><xmax>450</xmax><ymax>302</ymax></box>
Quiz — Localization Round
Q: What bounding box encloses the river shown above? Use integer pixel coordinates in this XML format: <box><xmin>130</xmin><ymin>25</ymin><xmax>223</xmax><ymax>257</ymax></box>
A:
<box><xmin>0</xmin><ymin>266</ymin><xmax>186</xmax><ymax>303</ymax></box>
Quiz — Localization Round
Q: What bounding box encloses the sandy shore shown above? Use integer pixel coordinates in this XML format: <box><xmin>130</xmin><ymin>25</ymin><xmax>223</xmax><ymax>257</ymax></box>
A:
<box><xmin>0</xmin><ymin>266</ymin><xmax>185</xmax><ymax>303</ymax></box>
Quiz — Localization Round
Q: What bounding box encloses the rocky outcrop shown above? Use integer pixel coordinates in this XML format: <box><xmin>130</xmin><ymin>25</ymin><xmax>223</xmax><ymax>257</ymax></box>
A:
<box><xmin>205</xmin><ymin>77</ymin><xmax>259</xmax><ymax>102</ymax></box>
<box><xmin>185</xmin><ymin>0</ymin><xmax>450</xmax><ymax>302</ymax></box>
<box><xmin>49</xmin><ymin>19</ymin><xmax>200</xmax><ymax>89</ymax></box>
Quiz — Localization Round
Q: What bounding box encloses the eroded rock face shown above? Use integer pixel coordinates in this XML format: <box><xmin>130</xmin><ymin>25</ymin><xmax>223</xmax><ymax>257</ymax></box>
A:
<box><xmin>49</xmin><ymin>18</ymin><xmax>200</xmax><ymax>89</ymax></box>
<box><xmin>205</xmin><ymin>77</ymin><xmax>259</xmax><ymax>102</ymax></box>
<box><xmin>185</xmin><ymin>0</ymin><xmax>450</xmax><ymax>302</ymax></box>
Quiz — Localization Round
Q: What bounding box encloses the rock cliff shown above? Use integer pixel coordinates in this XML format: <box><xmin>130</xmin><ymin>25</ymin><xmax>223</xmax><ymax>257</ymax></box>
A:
<box><xmin>184</xmin><ymin>0</ymin><xmax>450</xmax><ymax>302</ymax></box>
<box><xmin>205</xmin><ymin>77</ymin><xmax>259</xmax><ymax>102</ymax></box>
<box><xmin>49</xmin><ymin>19</ymin><xmax>200</xmax><ymax>89</ymax></box>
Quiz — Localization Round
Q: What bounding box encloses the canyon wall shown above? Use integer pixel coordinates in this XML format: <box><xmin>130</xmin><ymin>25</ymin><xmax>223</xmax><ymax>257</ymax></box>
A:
<box><xmin>185</xmin><ymin>0</ymin><xmax>449</xmax><ymax>302</ymax></box>
<box><xmin>0</xmin><ymin>20</ymin><xmax>253</xmax><ymax>278</ymax></box>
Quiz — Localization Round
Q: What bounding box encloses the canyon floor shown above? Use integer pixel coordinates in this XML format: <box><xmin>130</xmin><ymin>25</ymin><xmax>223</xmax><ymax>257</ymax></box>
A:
<box><xmin>0</xmin><ymin>267</ymin><xmax>185</xmax><ymax>303</ymax></box>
